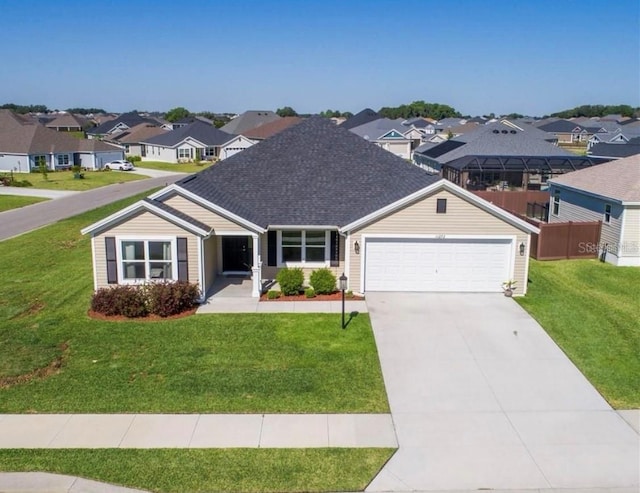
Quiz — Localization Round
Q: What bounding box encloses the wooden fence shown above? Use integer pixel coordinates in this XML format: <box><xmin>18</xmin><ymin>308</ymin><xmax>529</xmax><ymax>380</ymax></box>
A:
<box><xmin>473</xmin><ymin>191</ymin><xmax>550</xmax><ymax>216</ymax></box>
<box><xmin>529</xmin><ymin>221</ymin><xmax>602</xmax><ymax>260</ymax></box>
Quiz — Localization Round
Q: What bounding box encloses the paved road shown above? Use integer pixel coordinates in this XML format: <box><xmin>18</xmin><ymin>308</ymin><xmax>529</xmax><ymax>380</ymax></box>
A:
<box><xmin>0</xmin><ymin>187</ymin><xmax>80</xmax><ymax>199</ymax></box>
<box><xmin>0</xmin><ymin>175</ymin><xmax>183</xmax><ymax>242</ymax></box>
<box><xmin>365</xmin><ymin>293</ymin><xmax>639</xmax><ymax>491</ymax></box>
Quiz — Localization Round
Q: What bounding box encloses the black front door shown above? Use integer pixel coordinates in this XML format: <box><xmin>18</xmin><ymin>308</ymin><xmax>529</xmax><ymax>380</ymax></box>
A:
<box><xmin>222</xmin><ymin>236</ymin><xmax>252</xmax><ymax>272</ymax></box>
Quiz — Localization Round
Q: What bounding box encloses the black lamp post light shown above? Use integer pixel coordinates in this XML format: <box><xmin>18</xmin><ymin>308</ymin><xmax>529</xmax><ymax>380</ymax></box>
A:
<box><xmin>339</xmin><ymin>272</ymin><xmax>347</xmax><ymax>329</ymax></box>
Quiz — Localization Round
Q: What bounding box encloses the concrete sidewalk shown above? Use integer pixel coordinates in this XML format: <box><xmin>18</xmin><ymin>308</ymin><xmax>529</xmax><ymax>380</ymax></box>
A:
<box><xmin>197</xmin><ymin>298</ymin><xmax>368</xmax><ymax>314</ymax></box>
<box><xmin>0</xmin><ymin>413</ymin><xmax>396</xmax><ymax>448</ymax></box>
<box><xmin>0</xmin><ymin>473</ymin><xmax>149</xmax><ymax>493</ymax></box>
<box><xmin>0</xmin><ymin>186</ymin><xmax>80</xmax><ymax>199</ymax></box>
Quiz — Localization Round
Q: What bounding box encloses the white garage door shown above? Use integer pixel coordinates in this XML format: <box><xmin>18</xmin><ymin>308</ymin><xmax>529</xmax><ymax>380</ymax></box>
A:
<box><xmin>364</xmin><ymin>237</ymin><xmax>512</xmax><ymax>292</ymax></box>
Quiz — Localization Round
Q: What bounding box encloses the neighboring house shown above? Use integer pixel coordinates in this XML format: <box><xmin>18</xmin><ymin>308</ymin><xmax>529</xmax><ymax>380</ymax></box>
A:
<box><xmin>140</xmin><ymin>121</ymin><xmax>254</xmax><ymax>163</ymax></box>
<box><xmin>548</xmin><ymin>154</ymin><xmax>640</xmax><ymax>266</ymax></box>
<box><xmin>339</xmin><ymin>108</ymin><xmax>381</xmax><ymax>130</ymax></box>
<box><xmin>587</xmin><ymin>128</ymin><xmax>640</xmax><ymax>148</ymax></box>
<box><xmin>105</xmin><ymin>123</ymin><xmax>169</xmax><ymax>157</ymax></box>
<box><xmin>537</xmin><ymin>119</ymin><xmax>604</xmax><ymax>144</ymax></box>
<box><xmin>220</xmin><ymin>110</ymin><xmax>281</xmax><ymax>135</ymax></box>
<box><xmin>87</xmin><ymin>112</ymin><xmax>159</xmax><ymax>139</ymax></box>
<box><xmin>413</xmin><ymin>120</ymin><xmax>600</xmax><ymax>189</ymax></box>
<box><xmin>349</xmin><ymin>118</ymin><xmax>413</xmax><ymax>159</ymax></box>
<box><xmin>45</xmin><ymin>113</ymin><xmax>90</xmax><ymax>132</ymax></box>
<box><xmin>0</xmin><ymin>110</ymin><xmax>123</xmax><ymax>171</ymax></box>
<box><xmin>171</xmin><ymin>116</ymin><xmax>214</xmax><ymax>129</ymax></box>
<box><xmin>82</xmin><ymin>117</ymin><xmax>539</xmax><ymax>300</ymax></box>
<box><xmin>243</xmin><ymin>117</ymin><xmax>303</xmax><ymax>141</ymax></box>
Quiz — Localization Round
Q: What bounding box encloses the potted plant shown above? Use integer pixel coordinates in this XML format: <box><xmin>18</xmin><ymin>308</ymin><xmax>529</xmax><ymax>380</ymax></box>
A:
<box><xmin>502</xmin><ymin>280</ymin><xmax>517</xmax><ymax>297</ymax></box>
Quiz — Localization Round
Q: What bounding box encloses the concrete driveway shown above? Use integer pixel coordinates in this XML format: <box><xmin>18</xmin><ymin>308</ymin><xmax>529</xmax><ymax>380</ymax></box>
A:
<box><xmin>366</xmin><ymin>293</ymin><xmax>639</xmax><ymax>491</ymax></box>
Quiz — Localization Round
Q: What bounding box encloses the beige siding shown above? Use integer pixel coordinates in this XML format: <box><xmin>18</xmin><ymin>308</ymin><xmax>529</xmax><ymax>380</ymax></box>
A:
<box><xmin>621</xmin><ymin>206</ymin><xmax>640</xmax><ymax>259</ymax></box>
<box><xmin>202</xmin><ymin>236</ymin><xmax>218</xmax><ymax>293</ymax></box>
<box><xmin>162</xmin><ymin>194</ymin><xmax>253</xmax><ymax>233</ymax></box>
<box><xmin>348</xmin><ymin>189</ymin><xmax>529</xmax><ymax>293</ymax></box>
<box><xmin>260</xmin><ymin>233</ymin><xmax>346</xmax><ymax>285</ymax></box>
<box><xmin>93</xmin><ymin>211</ymin><xmax>200</xmax><ymax>289</ymax></box>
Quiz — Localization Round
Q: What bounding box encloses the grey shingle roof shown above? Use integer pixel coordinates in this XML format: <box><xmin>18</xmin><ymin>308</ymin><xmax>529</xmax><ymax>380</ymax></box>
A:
<box><xmin>588</xmin><ymin>142</ymin><xmax>640</xmax><ymax>158</ymax></box>
<box><xmin>0</xmin><ymin>123</ymin><xmax>120</xmax><ymax>154</ymax></box>
<box><xmin>173</xmin><ymin>116</ymin><xmax>439</xmax><ymax>227</ymax></box>
<box><xmin>339</xmin><ymin>108</ymin><xmax>381</xmax><ymax>130</ymax></box>
<box><xmin>87</xmin><ymin>112</ymin><xmax>156</xmax><ymax>135</ymax></box>
<box><xmin>142</xmin><ymin>198</ymin><xmax>211</xmax><ymax>232</ymax></box>
<box><xmin>538</xmin><ymin>120</ymin><xmax>595</xmax><ymax>133</ymax></box>
<box><xmin>142</xmin><ymin>121</ymin><xmax>234</xmax><ymax>147</ymax></box>
<box><xmin>349</xmin><ymin>118</ymin><xmax>408</xmax><ymax>140</ymax></box>
<box><xmin>220</xmin><ymin>111</ymin><xmax>280</xmax><ymax>135</ymax></box>
<box><xmin>425</xmin><ymin>121</ymin><xmax>574</xmax><ymax>164</ymax></box>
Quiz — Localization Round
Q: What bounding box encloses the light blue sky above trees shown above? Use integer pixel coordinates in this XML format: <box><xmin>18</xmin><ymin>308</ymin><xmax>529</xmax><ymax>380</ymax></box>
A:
<box><xmin>0</xmin><ymin>0</ymin><xmax>638</xmax><ymax>116</ymax></box>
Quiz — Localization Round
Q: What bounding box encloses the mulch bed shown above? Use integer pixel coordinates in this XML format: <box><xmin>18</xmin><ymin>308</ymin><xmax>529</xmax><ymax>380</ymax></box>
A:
<box><xmin>87</xmin><ymin>308</ymin><xmax>198</xmax><ymax>322</ymax></box>
<box><xmin>260</xmin><ymin>292</ymin><xmax>364</xmax><ymax>302</ymax></box>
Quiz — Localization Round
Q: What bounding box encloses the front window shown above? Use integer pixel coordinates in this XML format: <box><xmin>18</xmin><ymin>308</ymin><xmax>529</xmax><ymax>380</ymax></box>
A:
<box><xmin>121</xmin><ymin>240</ymin><xmax>173</xmax><ymax>281</ymax></box>
<box><xmin>178</xmin><ymin>148</ymin><xmax>192</xmax><ymax>159</ymax></box>
<box><xmin>279</xmin><ymin>230</ymin><xmax>328</xmax><ymax>265</ymax></box>
<box><xmin>604</xmin><ymin>204</ymin><xmax>612</xmax><ymax>224</ymax></box>
<box><xmin>552</xmin><ymin>190</ymin><xmax>561</xmax><ymax>216</ymax></box>
<box><xmin>33</xmin><ymin>155</ymin><xmax>46</xmax><ymax>169</ymax></box>
<box><xmin>57</xmin><ymin>154</ymin><xmax>70</xmax><ymax>166</ymax></box>
<box><xmin>205</xmin><ymin>147</ymin><xmax>216</xmax><ymax>157</ymax></box>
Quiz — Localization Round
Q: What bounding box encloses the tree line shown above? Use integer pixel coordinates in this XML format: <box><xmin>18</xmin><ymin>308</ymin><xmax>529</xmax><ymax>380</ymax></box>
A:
<box><xmin>550</xmin><ymin>104</ymin><xmax>640</xmax><ymax>119</ymax></box>
<box><xmin>0</xmin><ymin>103</ymin><xmax>107</xmax><ymax>114</ymax></box>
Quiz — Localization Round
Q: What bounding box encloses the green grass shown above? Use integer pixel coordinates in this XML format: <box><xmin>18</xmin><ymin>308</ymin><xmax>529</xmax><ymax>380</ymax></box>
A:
<box><xmin>0</xmin><ymin>194</ymin><xmax>388</xmax><ymax>413</ymax></box>
<box><xmin>0</xmin><ymin>448</ymin><xmax>395</xmax><ymax>493</ymax></box>
<box><xmin>8</xmin><ymin>170</ymin><xmax>144</xmax><ymax>191</ymax></box>
<box><xmin>517</xmin><ymin>259</ymin><xmax>640</xmax><ymax>408</ymax></box>
<box><xmin>0</xmin><ymin>195</ymin><xmax>48</xmax><ymax>212</ymax></box>
<box><xmin>135</xmin><ymin>160</ymin><xmax>214</xmax><ymax>173</ymax></box>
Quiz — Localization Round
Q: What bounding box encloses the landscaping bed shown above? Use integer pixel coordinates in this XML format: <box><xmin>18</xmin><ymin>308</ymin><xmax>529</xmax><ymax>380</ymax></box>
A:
<box><xmin>260</xmin><ymin>291</ymin><xmax>364</xmax><ymax>301</ymax></box>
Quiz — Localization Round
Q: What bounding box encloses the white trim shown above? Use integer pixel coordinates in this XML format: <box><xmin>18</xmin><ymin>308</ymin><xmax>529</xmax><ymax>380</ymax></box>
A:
<box><xmin>522</xmin><ymin>237</ymin><xmax>531</xmax><ymax>296</ymax></box>
<box><xmin>115</xmin><ymin>235</ymin><xmax>178</xmax><ymax>284</ymax></box>
<box><xmin>81</xmin><ymin>200</ymin><xmax>210</xmax><ymax>237</ymax></box>
<box><xmin>91</xmin><ymin>236</ymin><xmax>98</xmax><ymax>291</ymax></box>
<box><xmin>269</xmin><ymin>225</ymin><xmax>337</xmax><ymax>231</ymax></box>
<box><xmin>340</xmin><ymin>180</ymin><xmax>539</xmax><ymax>235</ymax></box>
<box><xmin>344</xmin><ymin>232</ymin><xmax>351</xmax><ymax>291</ymax></box>
<box><xmin>276</xmin><ymin>229</ymin><xmax>331</xmax><ymax>268</ymax></box>
<box><xmin>359</xmin><ymin>234</ymin><xmax>517</xmax><ymax>293</ymax></box>
<box><xmin>148</xmin><ymin>184</ymin><xmax>266</xmax><ymax>234</ymax></box>
<box><xmin>198</xmin><ymin>237</ymin><xmax>205</xmax><ymax>302</ymax></box>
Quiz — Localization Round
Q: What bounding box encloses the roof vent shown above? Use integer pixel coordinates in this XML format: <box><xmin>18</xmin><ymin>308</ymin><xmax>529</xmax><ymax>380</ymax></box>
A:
<box><xmin>492</xmin><ymin>129</ymin><xmax>500</xmax><ymax>134</ymax></box>
<box><xmin>510</xmin><ymin>130</ymin><xmax>517</xmax><ymax>134</ymax></box>
<box><xmin>501</xmin><ymin>130</ymin><xmax>508</xmax><ymax>134</ymax></box>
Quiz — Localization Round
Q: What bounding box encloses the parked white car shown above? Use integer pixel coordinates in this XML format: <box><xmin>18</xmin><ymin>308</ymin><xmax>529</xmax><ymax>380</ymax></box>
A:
<box><xmin>105</xmin><ymin>160</ymin><xmax>134</xmax><ymax>171</ymax></box>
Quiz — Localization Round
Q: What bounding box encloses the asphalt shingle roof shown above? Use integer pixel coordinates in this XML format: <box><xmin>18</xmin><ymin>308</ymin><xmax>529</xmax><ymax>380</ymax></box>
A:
<box><xmin>549</xmin><ymin>154</ymin><xmax>640</xmax><ymax>202</ymax></box>
<box><xmin>220</xmin><ymin>111</ymin><xmax>280</xmax><ymax>135</ymax></box>
<box><xmin>339</xmin><ymin>108</ymin><xmax>381</xmax><ymax>130</ymax></box>
<box><xmin>142</xmin><ymin>121</ymin><xmax>234</xmax><ymax>147</ymax></box>
<box><xmin>589</xmin><ymin>142</ymin><xmax>640</xmax><ymax>158</ymax></box>
<box><xmin>87</xmin><ymin>112</ymin><xmax>157</xmax><ymax>135</ymax></box>
<box><xmin>174</xmin><ymin>116</ymin><xmax>439</xmax><ymax>227</ymax></box>
<box><xmin>349</xmin><ymin>118</ymin><xmax>408</xmax><ymax>140</ymax></box>
<box><xmin>143</xmin><ymin>198</ymin><xmax>211</xmax><ymax>232</ymax></box>
<box><xmin>0</xmin><ymin>123</ymin><xmax>120</xmax><ymax>154</ymax></box>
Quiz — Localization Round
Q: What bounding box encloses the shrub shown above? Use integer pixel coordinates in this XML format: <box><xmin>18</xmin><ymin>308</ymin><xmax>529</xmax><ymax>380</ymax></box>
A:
<box><xmin>91</xmin><ymin>285</ymin><xmax>148</xmax><ymax>318</ymax></box>
<box><xmin>304</xmin><ymin>287</ymin><xmax>316</xmax><ymax>298</ymax></box>
<box><xmin>309</xmin><ymin>268</ymin><xmax>337</xmax><ymax>295</ymax></box>
<box><xmin>145</xmin><ymin>280</ymin><xmax>200</xmax><ymax>317</ymax></box>
<box><xmin>267</xmin><ymin>290</ymin><xmax>281</xmax><ymax>300</ymax></box>
<box><xmin>346</xmin><ymin>290</ymin><xmax>354</xmax><ymax>299</ymax></box>
<box><xmin>126</xmin><ymin>155</ymin><xmax>141</xmax><ymax>162</ymax></box>
<box><xmin>276</xmin><ymin>268</ymin><xmax>304</xmax><ymax>296</ymax></box>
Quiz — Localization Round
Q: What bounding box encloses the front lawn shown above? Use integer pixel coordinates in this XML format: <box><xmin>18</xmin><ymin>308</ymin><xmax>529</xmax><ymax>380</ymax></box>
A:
<box><xmin>0</xmin><ymin>449</ymin><xmax>394</xmax><ymax>493</ymax></box>
<box><xmin>135</xmin><ymin>160</ymin><xmax>214</xmax><ymax>173</ymax></box>
<box><xmin>7</xmin><ymin>170</ymin><xmax>144</xmax><ymax>191</ymax></box>
<box><xmin>0</xmin><ymin>195</ymin><xmax>48</xmax><ymax>212</ymax></box>
<box><xmin>0</xmin><ymin>193</ymin><xmax>388</xmax><ymax>413</ymax></box>
<box><xmin>517</xmin><ymin>259</ymin><xmax>640</xmax><ymax>408</ymax></box>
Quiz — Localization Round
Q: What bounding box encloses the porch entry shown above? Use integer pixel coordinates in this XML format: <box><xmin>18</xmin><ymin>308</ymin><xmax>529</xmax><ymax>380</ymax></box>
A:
<box><xmin>222</xmin><ymin>236</ymin><xmax>252</xmax><ymax>273</ymax></box>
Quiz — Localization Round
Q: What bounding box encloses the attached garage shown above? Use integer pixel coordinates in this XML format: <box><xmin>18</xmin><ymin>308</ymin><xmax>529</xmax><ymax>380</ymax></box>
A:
<box><xmin>363</xmin><ymin>236</ymin><xmax>513</xmax><ymax>292</ymax></box>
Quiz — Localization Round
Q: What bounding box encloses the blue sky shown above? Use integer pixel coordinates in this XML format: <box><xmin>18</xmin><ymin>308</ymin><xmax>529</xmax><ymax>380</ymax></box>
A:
<box><xmin>0</xmin><ymin>0</ymin><xmax>638</xmax><ymax>116</ymax></box>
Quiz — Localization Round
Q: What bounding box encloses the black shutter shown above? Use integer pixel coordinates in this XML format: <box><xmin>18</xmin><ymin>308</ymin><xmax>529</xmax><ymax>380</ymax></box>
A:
<box><xmin>105</xmin><ymin>237</ymin><xmax>118</xmax><ymax>284</ymax></box>
<box><xmin>330</xmin><ymin>231</ymin><xmax>340</xmax><ymax>266</ymax></box>
<box><xmin>267</xmin><ymin>230</ymin><xmax>277</xmax><ymax>266</ymax></box>
<box><xmin>177</xmin><ymin>237</ymin><xmax>188</xmax><ymax>281</ymax></box>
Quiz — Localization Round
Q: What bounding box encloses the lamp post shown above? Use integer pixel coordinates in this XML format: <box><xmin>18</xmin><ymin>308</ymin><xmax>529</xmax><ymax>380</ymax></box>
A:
<box><xmin>339</xmin><ymin>273</ymin><xmax>347</xmax><ymax>329</ymax></box>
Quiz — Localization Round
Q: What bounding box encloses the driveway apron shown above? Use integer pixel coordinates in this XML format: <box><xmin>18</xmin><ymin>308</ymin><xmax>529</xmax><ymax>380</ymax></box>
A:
<box><xmin>365</xmin><ymin>292</ymin><xmax>639</xmax><ymax>491</ymax></box>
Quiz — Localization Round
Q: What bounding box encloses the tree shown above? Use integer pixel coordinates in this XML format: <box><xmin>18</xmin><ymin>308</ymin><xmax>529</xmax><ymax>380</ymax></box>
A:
<box><xmin>276</xmin><ymin>106</ymin><xmax>298</xmax><ymax>117</ymax></box>
<box><xmin>378</xmin><ymin>100</ymin><xmax>461</xmax><ymax>120</ymax></box>
<box><xmin>165</xmin><ymin>107</ymin><xmax>191</xmax><ymax>122</ymax></box>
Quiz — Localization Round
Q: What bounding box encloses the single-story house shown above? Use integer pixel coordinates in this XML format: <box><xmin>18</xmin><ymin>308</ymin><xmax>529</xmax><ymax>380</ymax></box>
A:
<box><xmin>537</xmin><ymin>119</ymin><xmax>604</xmax><ymax>144</ymax></box>
<box><xmin>0</xmin><ymin>110</ymin><xmax>123</xmax><ymax>172</ymax></box>
<box><xmin>220</xmin><ymin>110</ymin><xmax>281</xmax><ymax>135</ymax></box>
<box><xmin>243</xmin><ymin>117</ymin><xmax>303</xmax><ymax>141</ymax></box>
<box><xmin>82</xmin><ymin>117</ymin><xmax>539</xmax><ymax>300</ymax></box>
<box><xmin>105</xmin><ymin>123</ymin><xmax>168</xmax><ymax>157</ymax></box>
<box><xmin>349</xmin><ymin>118</ymin><xmax>413</xmax><ymax>159</ymax></box>
<box><xmin>548</xmin><ymin>154</ymin><xmax>640</xmax><ymax>266</ymax></box>
<box><xmin>86</xmin><ymin>112</ymin><xmax>163</xmax><ymax>139</ymax></box>
<box><xmin>45</xmin><ymin>113</ymin><xmax>91</xmax><ymax>132</ymax></box>
<box><xmin>140</xmin><ymin>121</ymin><xmax>254</xmax><ymax>163</ymax></box>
